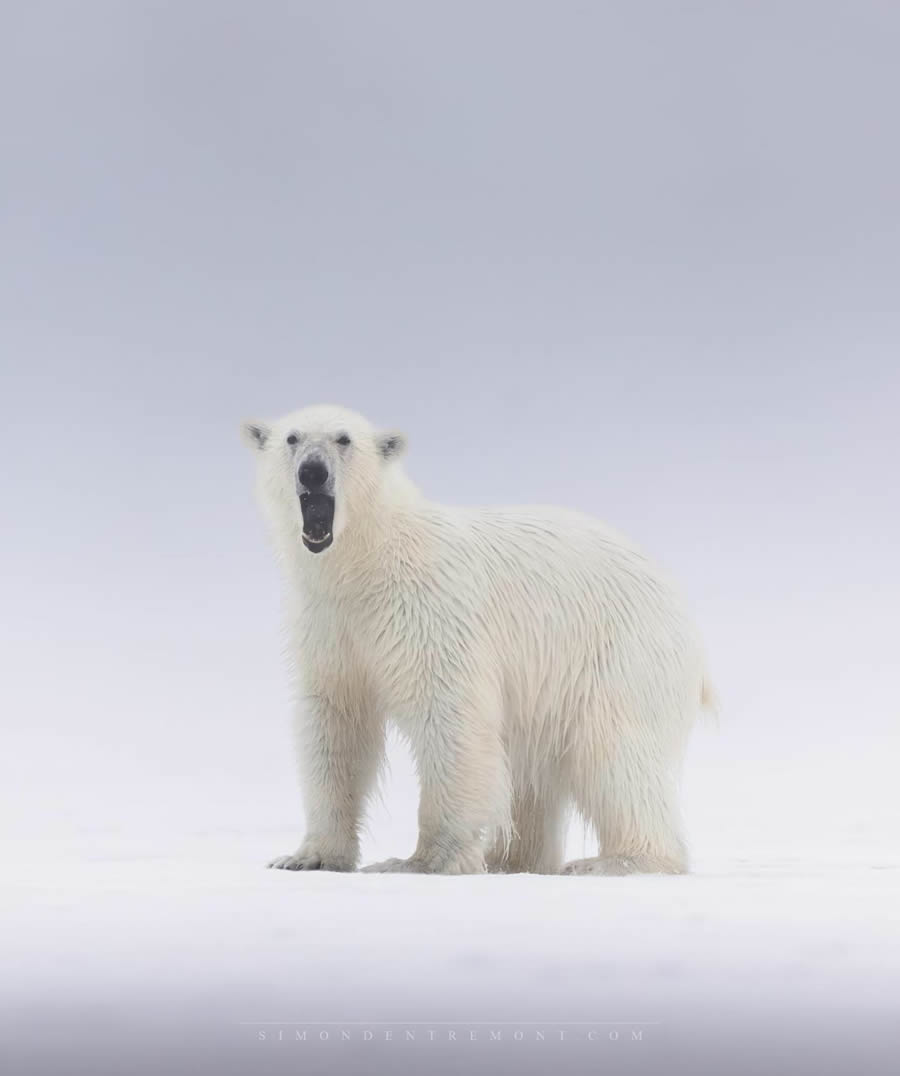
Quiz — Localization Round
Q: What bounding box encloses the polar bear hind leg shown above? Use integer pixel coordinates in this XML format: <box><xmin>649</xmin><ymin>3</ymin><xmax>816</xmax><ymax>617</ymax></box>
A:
<box><xmin>563</xmin><ymin>714</ymin><xmax>690</xmax><ymax>876</ymax></box>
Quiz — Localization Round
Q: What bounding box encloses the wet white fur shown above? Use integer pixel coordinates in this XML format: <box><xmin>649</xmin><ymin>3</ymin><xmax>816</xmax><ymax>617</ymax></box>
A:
<box><xmin>243</xmin><ymin>405</ymin><xmax>714</xmax><ymax>876</ymax></box>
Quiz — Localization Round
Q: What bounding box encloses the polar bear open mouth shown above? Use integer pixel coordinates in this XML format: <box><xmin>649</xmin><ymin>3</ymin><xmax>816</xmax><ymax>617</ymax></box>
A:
<box><xmin>299</xmin><ymin>491</ymin><xmax>335</xmax><ymax>554</ymax></box>
<box><xmin>302</xmin><ymin>530</ymin><xmax>332</xmax><ymax>548</ymax></box>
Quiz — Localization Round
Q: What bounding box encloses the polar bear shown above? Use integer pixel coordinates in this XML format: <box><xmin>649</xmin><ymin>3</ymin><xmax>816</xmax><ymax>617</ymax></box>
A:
<box><xmin>242</xmin><ymin>404</ymin><xmax>713</xmax><ymax>876</ymax></box>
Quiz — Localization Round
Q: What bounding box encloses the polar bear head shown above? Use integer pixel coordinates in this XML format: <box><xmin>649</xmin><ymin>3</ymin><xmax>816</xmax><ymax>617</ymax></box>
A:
<box><xmin>241</xmin><ymin>405</ymin><xmax>408</xmax><ymax>555</ymax></box>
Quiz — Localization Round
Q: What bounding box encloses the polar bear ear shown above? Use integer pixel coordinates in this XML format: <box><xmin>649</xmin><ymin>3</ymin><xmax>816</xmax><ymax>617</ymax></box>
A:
<box><xmin>376</xmin><ymin>431</ymin><xmax>407</xmax><ymax>461</ymax></box>
<box><xmin>241</xmin><ymin>420</ymin><xmax>271</xmax><ymax>452</ymax></box>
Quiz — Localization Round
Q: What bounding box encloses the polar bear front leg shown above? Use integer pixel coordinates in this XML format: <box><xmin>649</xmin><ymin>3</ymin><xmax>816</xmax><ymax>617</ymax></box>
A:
<box><xmin>364</xmin><ymin>697</ymin><xmax>510</xmax><ymax>875</ymax></box>
<box><xmin>269</xmin><ymin>695</ymin><xmax>384</xmax><ymax>872</ymax></box>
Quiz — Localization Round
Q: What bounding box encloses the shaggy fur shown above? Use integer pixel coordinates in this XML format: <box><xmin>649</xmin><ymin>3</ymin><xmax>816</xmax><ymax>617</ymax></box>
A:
<box><xmin>242</xmin><ymin>405</ymin><xmax>713</xmax><ymax>875</ymax></box>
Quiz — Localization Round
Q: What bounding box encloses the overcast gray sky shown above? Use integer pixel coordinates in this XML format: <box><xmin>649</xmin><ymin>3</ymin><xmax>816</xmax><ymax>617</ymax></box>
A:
<box><xmin>2</xmin><ymin>1</ymin><xmax>898</xmax><ymax>843</ymax></box>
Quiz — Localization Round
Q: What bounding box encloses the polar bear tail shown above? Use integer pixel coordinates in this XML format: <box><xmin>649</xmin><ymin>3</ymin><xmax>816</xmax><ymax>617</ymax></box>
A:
<box><xmin>700</xmin><ymin>676</ymin><xmax>720</xmax><ymax>721</ymax></box>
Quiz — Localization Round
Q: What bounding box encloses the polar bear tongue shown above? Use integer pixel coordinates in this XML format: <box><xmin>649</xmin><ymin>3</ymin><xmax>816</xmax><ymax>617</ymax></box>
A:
<box><xmin>299</xmin><ymin>492</ymin><xmax>335</xmax><ymax>553</ymax></box>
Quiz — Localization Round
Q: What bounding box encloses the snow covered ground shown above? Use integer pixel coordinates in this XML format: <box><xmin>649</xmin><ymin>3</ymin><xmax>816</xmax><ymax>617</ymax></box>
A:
<box><xmin>6</xmin><ymin>744</ymin><xmax>899</xmax><ymax>1076</ymax></box>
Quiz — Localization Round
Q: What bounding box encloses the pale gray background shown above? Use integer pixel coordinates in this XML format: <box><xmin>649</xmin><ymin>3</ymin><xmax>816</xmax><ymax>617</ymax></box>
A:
<box><xmin>3</xmin><ymin>3</ymin><xmax>899</xmax><ymax>1074</ymax></box>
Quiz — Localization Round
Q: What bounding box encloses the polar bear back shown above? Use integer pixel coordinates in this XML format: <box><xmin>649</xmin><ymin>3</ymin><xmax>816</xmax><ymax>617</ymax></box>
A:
<box><xmin>355</xmin><ymin>501</ymin><xmax>708</xmax><ymax>752</ymax></box>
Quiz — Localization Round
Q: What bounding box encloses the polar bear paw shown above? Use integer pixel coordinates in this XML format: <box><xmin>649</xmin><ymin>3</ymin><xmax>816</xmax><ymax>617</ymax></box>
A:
<box><xmin>362</xmin><ymin>848</ymin><xmax>486</xmax><ymax>875</ymax></box>
<box><xmin>267</xmin><ymin>849</ymin><xmax>355</xmax><ymax>872</ymax></box>
<box><xmin>562</xmin><ymin>853</ymin><xmax>686</xmax><ymax>876</ymax></box>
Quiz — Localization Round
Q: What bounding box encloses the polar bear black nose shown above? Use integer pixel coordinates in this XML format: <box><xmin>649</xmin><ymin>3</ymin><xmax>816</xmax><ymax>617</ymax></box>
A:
<box><xmin>298</xmin><ymin>457</ymin><xmax>329</xmax><ymax>490</ymax></box>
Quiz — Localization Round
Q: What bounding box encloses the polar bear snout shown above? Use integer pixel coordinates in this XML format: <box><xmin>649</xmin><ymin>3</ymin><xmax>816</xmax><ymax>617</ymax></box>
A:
<box><xmin>298</xmin><ymin>456</ymin><xmax>330</xmax><ymax>491</ymax></box>
<box><xmin>297</xmin><ymin>454</ymin><xmax>336</xmax><ymax>553</ymax></box>
<box><xmin>299</xmin><ymin>491</ymin><xmax>335</xmax><ymax>553</ymax></box>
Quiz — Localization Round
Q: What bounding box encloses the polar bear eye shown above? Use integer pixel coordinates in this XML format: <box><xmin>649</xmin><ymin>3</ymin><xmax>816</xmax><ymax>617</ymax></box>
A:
<box><xmin>286</xmin><ymin>434</ymin><xmax>298</xmax><ymax>446</ymax></box>
<box><xmin>335</xmin><ymin>433</ymin><xmax>351</xmax><ymax>447</ymax></box>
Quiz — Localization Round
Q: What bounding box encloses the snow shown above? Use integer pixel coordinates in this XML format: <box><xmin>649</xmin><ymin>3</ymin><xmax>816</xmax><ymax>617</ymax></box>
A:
<box><xmin>5</xmin><ymin>753</ymin><xmax>899</xmax><ymax>1076</ymax></box>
